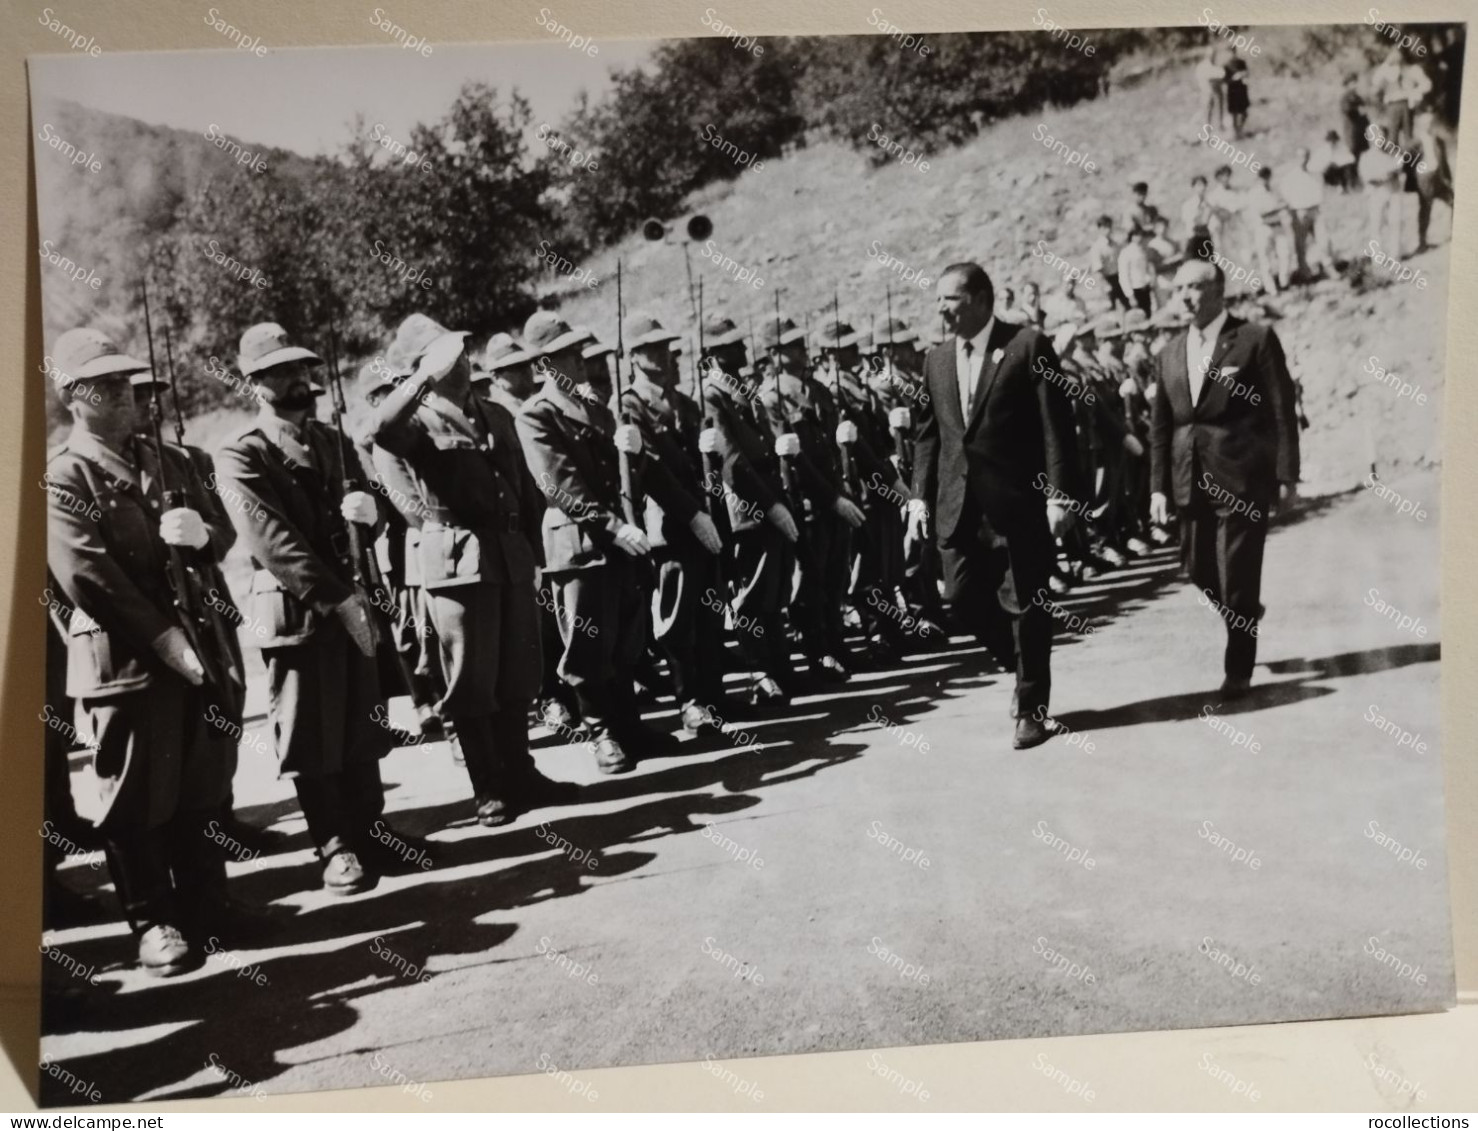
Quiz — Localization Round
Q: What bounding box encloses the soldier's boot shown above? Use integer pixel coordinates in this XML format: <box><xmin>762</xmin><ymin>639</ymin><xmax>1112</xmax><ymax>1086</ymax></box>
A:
<box><xmin>492</xmin><ymin>703</ymin><xmax>579</xmax><ymax>809</ymax></box>
<box><xmin>574</xmin><ymin>684</ymin><xmax>633</xmax><ymax>775</ymax></box>
<box><xmin>293</xmin><ymin>775</ymin><xmax>375</xmax><ymax>895</ymax></box>
<box><xmin>452</xmin><ymin>714</ymin><xmax>522</xmax><ymax>828</ymax></box>
<box><xmin>103</xmin><ymin>830</ymin><xmax>197</xmax><ymax>975</ymax></box>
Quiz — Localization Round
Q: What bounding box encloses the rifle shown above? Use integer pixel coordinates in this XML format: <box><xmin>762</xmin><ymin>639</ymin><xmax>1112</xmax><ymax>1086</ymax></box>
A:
<box><xmin>614</xmin><ymin>260</ymin><xmax>640</xmax><ymax>527</ymax></box>
<box><xmin>884</xmin><ymin>279</ymin><xmax>909</xmax><ymax>477</ymax></box>
<box><xmin>140</xmin><ymin>281</ymin><xmax>242</xmax><ymax>703</ymax></box>
<box><xmin>696</xmin><ymin>278</ymin><xmax>721</xmax><ymax>520</ymax></box>
<box><xmin>831</xmin><ymin>288</ymin><xmax>859</xmax><ymax>499</ymax></box>
<box><xmin>771</xmin><ymin>287</ymin><xmax>798</xmax><ymax>507</ymax></box>
<box><xmin>163</xmin><ymin>327</ymin><xmax>187</xmax><ymax>447</ymax></box>
<box><xmin>324</xmin><ymin>317</ymin><xmax>419</xmax><ymax>698</ymax></box>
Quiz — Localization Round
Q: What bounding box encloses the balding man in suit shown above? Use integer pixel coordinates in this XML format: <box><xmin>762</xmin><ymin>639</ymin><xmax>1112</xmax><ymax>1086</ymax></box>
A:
<box><xmin>1150</xmin><ymin>259</ymin><xmax>1300</xmax><ymax>696</ymax></box>
<box><xmin>908</xmin><ymin>262</ymin><xmax>1083</xmax><ymax>749</ymax></box>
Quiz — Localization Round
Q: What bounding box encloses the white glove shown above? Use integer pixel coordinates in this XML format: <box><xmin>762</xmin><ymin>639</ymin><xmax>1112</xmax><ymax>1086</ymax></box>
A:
<box><xmin>889</xmin><ymin>406</ymin><xmax>912</xmax><ymax>430</ymax></box>
<box><xmin>340</xmin><ymin>490</ymin><xmax>378</xmax><ymax>526</ymax></box>
<box><xmin>159</xmin><ymin>507</ymin><xmax>209</xmax><ymax>550</ymax></box>
<box><xmin>151</xmin><ymin>626</ymin><xmax>205</xmax><ymax>685</ymax></box>
<box><xmin>614</xmin><ymin>424</ymin><xmax>643</xmax><ymax>454</ymax></box>
<box><xmin>906</xmin><ymin>498</ymin><xmax>931</xmax><ymax>542</ymax></box>
<box><xmin>698</xmin><ymin>427</ymin><xmax>719</xmax><ymax>454</ymax></box>
<box><xmin>1123</xmin><ymin>433</ymin><xmax>1145</xmax><ymax>458</ymax></box>
<box><xmin>775</xmin><ymin>432</ymin><xmax>801</xmax><ymax>458</ymax></box>
<box><xmin>1119</xmin><ymin>377</ymin><xmax>1138</xmax><ymax>400</ymax></box>
<box><xmin>415</xmin><ymin>334</ymin><xmax>465</xmax><ymax>383</ymax></box>
<box><xmin>836</xmin><ymin>420</ymin><xmax>859</xmax><ymax>445</ymax></box>
<box><xmin>1046</xmin><ymin>500</ymin><xmax>1075</xmax><ymax>538</ymax></box>
<box><xmin>613</xmin><ymin>522</ymin><xmax>650</xmax><ymax>556</ymax></box>
<box><xmin>689</xmin><ymin>512</ymin><xmax>722</xmax><ymax>554</ymax></box>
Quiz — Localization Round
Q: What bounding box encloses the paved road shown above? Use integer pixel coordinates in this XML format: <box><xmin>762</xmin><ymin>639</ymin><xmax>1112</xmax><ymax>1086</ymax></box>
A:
<box><xmin>39</xmin><ymin>473</ymin><xmax>1450</xmax><ymax>1106</ymax></box>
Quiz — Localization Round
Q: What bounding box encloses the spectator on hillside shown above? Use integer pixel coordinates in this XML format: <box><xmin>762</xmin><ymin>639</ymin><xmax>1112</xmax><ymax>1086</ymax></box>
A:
<box><xmin>1412</xmin><ymin>111</ymin><xmax>1453</xmax><ymax>252</ymax></box>
<box><xmin>1358</xmin><ymin>110</ymin><xmax>1405</xmax><ymax>257</ymax></box>
<box><xmin>1118</xmin><ymin>227</ymin><xmax>1157</xmax><ymax>315</ymax></box>
<box><xmin>1122</xmin><ymin>181</ymin><xmax>1161</xmax><ymax>235</ymax></box>
<box><xmin>1371</xmin><ymin>45</ymin><xmax>1433</xmax><ymax>146</ymax></box>
<box><xmin>1340</xmin><ymin>72</ymin><xmax>1369</xmax><ymax>162</ymax></box>
<box><xmin>1147</xmin><ymin>214</ymin><xmax>1182</xmax><ymax>273</ymax></box>
<box><xmin>1245</xmin><ymin>165</ymin><xmax>1289</xmax><ymax>294</ymax></box>
<box><xmin>1208</xmin><ymin>165</ymin><xmax>1248</xmax><ymax>269</ymax></box>
<box><xmin>1279</xmin><ymin>147</ymin><xmax>1335</xmax><ymax>280</ymax></box>
<box><xmin>994</xmin><ymin>286</ymin><xmax>1017</xmax><ymax>320</ymax></box>
<box><xmin>1090</xmin><ymin>216</ymin><xmax>1131</xmax><ymax>310</ymax></box>
<box><xmin>1224</xmin><ymin>45</ymin><xmax>1251</xmax><ymax>139</ymax></box>
<box><xmin>1195</xmin><ymin>46</ymin><xmax>1227</xmax><ymax>131</ymax></box>
<box><xmin>1311</xmin><ymin>128</ymin><xmax>1357</xmax><ymax>192</ymax></box>
<box><xmin>1017</xmin><ymin>281</ymin><xmax>1046</xmax><ymax>327</ymax></box>
<box><xmin>1043</xmin><ymin>276</ymin><xmax>1089</xmax><ymax>325</ymax></box>
<box><xmin>1181</xmin><ymin>174</ymin><xmax>1216</xmax><ymax>260</ymax></box>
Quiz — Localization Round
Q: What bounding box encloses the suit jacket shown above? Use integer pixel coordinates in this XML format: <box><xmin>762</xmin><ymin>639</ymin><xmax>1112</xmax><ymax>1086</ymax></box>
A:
<box><xmin>1149</xmin><ymin>314</ymin><xmax>1300</xmax><ymax>507</ymax></box>
<box><xmin>370</xmin><ymin>392</ymin><xmax>545</xmax><ymax>589</ymax></box>
<box><xmin>516</xmin><ymin>382</ymin><xmax>698</xmax><ymax>573</ymax></box>
<box><xmin>911</xmin><ymin>319</ymin><xmax>1081</xmax><ymax>543</ymax></box>
<box><xmin>213</xmin><ymin>414</ymin><xmax>373</xmax><ymax>648</ymax></box>
<box><xmin>47</xmin><ymin>431</ymin><xmax>235</xmax><ymax>698</ymax></box>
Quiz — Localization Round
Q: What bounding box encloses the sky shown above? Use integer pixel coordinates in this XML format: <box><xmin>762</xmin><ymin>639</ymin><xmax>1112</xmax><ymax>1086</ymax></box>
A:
<box><xmin>29</xmin><ymin>37</ymin><xmax>657</xmax><ymax>158</ymax></box>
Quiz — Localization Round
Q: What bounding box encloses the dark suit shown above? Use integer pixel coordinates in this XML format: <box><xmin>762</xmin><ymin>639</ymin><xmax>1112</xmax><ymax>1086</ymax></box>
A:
<box><xmin>911</xmin><ymin>319</ymin><xmax>1081</xmax><ymax>716</ymax></box>
<box><xmin>1150</xmin><ymin>313</ymin><xmax>1300</xmax><ymax>681</ymax></box>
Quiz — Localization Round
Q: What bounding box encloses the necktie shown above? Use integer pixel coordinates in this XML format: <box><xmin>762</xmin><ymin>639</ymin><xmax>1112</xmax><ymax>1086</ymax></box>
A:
<box><xmin>959</xmin><ymin>340</ymin><xmax>974</xmax><ymax>416</ymax></box>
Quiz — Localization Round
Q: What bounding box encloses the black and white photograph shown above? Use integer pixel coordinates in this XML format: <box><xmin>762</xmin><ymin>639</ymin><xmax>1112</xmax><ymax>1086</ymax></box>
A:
<box><xmin>27</xmin><ymin>8</ymin><xmax>1460</xmax><ymax>1108</ymax></box>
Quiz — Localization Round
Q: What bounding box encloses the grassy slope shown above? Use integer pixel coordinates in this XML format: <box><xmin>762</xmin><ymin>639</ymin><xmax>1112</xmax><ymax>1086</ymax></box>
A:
<box><xmin>555</xmin><ymin>61</ymin><xmax>1449</xmax><ymax>496</ymax></box>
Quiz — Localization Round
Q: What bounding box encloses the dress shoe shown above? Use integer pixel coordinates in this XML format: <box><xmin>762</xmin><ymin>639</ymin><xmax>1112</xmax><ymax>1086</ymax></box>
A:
<box><xmin>679</xmin><ymin>701</ymin><xmax>720</xmax><ymax>736</ymax></box>
<box><xmin>749</xmin><ymin>677</ymin><xmax>790</xmax><ymax>709</ymax></box>
<box><xmin>475</xmin><ymin>794</ymin><xmax>523</xmax><ymax>828</ymax></box>
<box><xmin>138</xmin><ymin>923</ymin><xmax>196</xmax><ymax>977</ymax></box>
<box><xmin>322</xmin><ymin>850</ymin><xmax>374</xmax><ymax>895</ymax></box>
<box><xmin>1219</xmin><ymin>676</ymin><xmax>1252</xmax><ymax>699</ymax></box>
<box><xmin>538</xmin><ymin>697</ymin><xmax>577</xmax><ymax>732</ymax></box>
<box><xmin>1012</xmin><ymin>715</ymin><xmax>1053</xmax><ymax>750</ymax></box>
<box><xmin>592</xmin><ymin>735</ymin><xmax>633</xmax><ymax>775</ymax></box>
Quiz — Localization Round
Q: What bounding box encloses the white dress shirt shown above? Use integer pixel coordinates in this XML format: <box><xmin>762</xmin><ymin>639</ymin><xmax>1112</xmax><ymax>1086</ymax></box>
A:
<box><xmin>1186</xmin><ymin>308</ymin><xmax>1230</xmax><ymax>405</ymax></box>
<box><xmin>955</xmin><ymin>317</ymin><xmax>994</xmax><ymax>417</ymax></box>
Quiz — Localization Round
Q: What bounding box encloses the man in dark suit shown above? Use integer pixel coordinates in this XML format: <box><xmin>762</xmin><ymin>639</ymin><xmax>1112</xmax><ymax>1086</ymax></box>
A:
<box><xmin>1149</xmin><ymin>259</ymin><xmax>1300</xmax><ymax>696</ymax></box>
<box><xmin>908</xmin><ymin>263</ymin><xmax>1082</xmax><ymax>749</ymax></box>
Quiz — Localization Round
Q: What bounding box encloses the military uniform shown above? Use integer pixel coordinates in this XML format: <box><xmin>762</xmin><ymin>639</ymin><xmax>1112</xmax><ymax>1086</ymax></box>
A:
<box><xmin>369</xmin><ymin>314</ymin><xmax>559</xmax><ymax>825</ymax></box>
<box><xmin>45</xmin><ymin>328</ymin><xmax>239</xmax><ymax>972</ymax></box>
<box><xmin>514</xmin><ymin>313</ymin><xmax>700</xmax><ymax>769</ymax></box>
<box><xmin>700</xmin><ymin>324</ymin><xmax>796</xmax><ymax>697</ymax></box>
<box><xmin>620</xmin><ymin>338</ymin><xmax>727</xmax><ymax>721</ymax></box>
<box><xmin>212</xmin><ymin>324</ymin><xmax>390</xmax><ymax>892</ymax></box>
